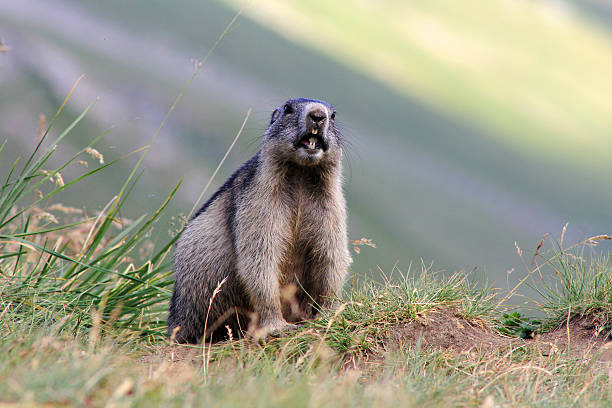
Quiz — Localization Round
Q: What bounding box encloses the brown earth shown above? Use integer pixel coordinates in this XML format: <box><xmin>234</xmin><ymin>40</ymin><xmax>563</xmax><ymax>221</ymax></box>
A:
<box><xmin>531</xmin><ymin>315</ymin><xmax>611</xmax><ymax>360</ymax></box>
<box><xmin>142</xmin><ymin>345</ymin><xmax>203</xmax><ymax>367</ymax></box>
<box><xmin>385</xmin><ymin>308</ymin><xmax>611</xmax><ymax>361</ymax></box>
<box><xmin>146</xmin><ymin>309</ymin><xmax>612</xmax><ymax>368</ymax></box>
<box><xmin>386</xmin><ymin>308</ymin><xmax>509</xmax><ymax>353</ymax></box>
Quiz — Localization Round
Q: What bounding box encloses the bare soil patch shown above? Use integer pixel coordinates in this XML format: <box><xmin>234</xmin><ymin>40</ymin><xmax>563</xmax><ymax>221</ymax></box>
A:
<box><xmin>386</xmin><ymin>308</ymin><xmax>509</xmax><ymax>353</ymax></box>
<box><xmin>531</xmin><ymin>315</ymin><xmax>611</xmax><ymax>360</ymax></box>
<box><xmin>144</xmin><ymin>309</ymin><xmax>611</xmax><ymax>369</ymax></box>
<box><xmin>384</xmin><ymin>309</ymin><xmax>611</xmax><ymax>362</ymax></box>
<box><xmin>142</xmin><ymin>345</ymin><xmax>203</xmax><ymax>366</ymax></box>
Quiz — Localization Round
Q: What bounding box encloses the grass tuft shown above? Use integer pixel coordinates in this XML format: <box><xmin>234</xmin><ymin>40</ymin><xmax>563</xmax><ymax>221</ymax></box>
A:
<box><xmin>529</xmin><ymin>237</ymin><xmax>612</xmax><ymax>333</ymax></box>
<box><xmin>0</xmin><ymin>86</ymin><xmax>178</xmax><ymax>343</ymax></box>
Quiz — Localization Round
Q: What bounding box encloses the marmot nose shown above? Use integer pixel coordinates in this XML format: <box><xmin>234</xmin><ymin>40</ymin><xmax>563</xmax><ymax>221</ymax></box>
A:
<box><xmin>307</xmin><ymin>109</ymin><xmax>327</xmax><ymax>125</ymax></box>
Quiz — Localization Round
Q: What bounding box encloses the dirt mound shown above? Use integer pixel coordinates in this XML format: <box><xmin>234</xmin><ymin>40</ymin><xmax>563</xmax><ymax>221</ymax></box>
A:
<box><xmin>533</xmin><ymin>315</ymin><xmax>611</xmax><ymax>359</ymax></box>
<box><xmin>384</xmin><ymin>309</ymin><xmax>611</xmax><ymax>362</ymax></box>
<box><xmin>145</xmin><ymin>310</ymin><xmax>611</xmax><ymax>367</ymax></box>
<box><xmin>387</xmin><ymin>308</ymin><xmax>509</xmax><ymax>353</ymax></box>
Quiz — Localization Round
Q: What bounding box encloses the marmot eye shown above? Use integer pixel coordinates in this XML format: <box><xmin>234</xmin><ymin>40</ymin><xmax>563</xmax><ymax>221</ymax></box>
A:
<box><xmin>283</xmin><ymin>104</ymin><xmax>294</xmax><ymax>115</ymax></box>
<box><xmin>331</xmin><ymin>111</ymin><xmax>336</xmax><ymax>120</ymax></box>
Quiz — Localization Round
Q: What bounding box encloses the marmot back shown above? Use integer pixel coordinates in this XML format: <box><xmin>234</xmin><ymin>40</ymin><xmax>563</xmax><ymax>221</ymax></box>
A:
<box><xmin>168</xmin><ymin>98</ymin><xmax>350</xmax><ymax>343</ymax></box>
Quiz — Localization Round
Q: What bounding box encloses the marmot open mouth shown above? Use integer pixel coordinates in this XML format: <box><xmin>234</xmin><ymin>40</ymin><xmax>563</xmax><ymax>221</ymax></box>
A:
<box><xmin>297</xmin><ymin>129</ymin><xmax>325</xmax><ymax>151</ymax></box>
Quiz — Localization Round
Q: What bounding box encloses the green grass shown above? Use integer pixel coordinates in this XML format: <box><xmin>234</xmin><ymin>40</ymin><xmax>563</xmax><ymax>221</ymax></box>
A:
<box><xmin>1</xmin><ymin>326</ymin><xmax>610</xmax><ymax>407</ymax></box>
<box><xmin>0</xmin><ymin>82</ymin><xmax>180</xmax><ymax>343</ymax></box>
<box><xmin>530</xmin><ymin>235</ymin><xmax>612</xmax><ymax>333</ymax></box>
<box><xmin>1</xmin><ymin>262</ymin><xmax>610</xmax><ymax>407</ymax></box>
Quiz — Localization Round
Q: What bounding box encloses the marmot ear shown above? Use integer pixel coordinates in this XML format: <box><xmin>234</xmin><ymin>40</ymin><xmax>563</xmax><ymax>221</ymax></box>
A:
<box><xmin>270</xmin><ymin>108</ymin><xmax>281</xmax><ymax>125</ymax></box>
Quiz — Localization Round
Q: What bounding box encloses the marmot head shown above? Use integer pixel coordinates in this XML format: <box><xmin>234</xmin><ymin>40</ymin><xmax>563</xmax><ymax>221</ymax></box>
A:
<box><xmin>263</xmin><ymin>98</ymin><xmax>342</xmax><ymax>167</ymax></box>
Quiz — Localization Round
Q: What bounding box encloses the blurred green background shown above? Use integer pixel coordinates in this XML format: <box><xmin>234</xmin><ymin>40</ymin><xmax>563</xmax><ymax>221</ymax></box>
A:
<box><xmin>1</xmin><ymin>0</ymin><xmax>611</xmax><ymax>291</ymax></box>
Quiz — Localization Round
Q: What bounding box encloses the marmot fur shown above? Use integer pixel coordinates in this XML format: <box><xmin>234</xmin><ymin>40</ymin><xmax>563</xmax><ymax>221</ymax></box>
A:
<box><xmin>168</xmin><ymin>98</ymin><xmax>350</xmax><ymax>343</ymax></box>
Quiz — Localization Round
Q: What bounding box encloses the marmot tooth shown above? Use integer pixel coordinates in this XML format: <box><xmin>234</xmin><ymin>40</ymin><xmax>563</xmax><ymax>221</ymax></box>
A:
<box><xmin>311</xmin><ymin>128</ymin><xmax>318</xmax><ymax>135</ymax></box>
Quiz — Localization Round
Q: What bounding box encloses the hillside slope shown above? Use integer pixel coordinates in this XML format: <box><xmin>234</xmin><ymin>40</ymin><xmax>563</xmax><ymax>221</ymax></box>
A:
<box><xmin>1</xmin><ymin>0</ymin><xmax>611</xmax><ymax>284</ymax></box>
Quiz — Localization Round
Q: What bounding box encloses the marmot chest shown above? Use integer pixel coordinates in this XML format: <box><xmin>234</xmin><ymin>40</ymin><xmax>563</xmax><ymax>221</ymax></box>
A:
<box><xmin>284</xmin><ymin>182</ymin><xmax>330</xmax><ymax>242</ymax></box>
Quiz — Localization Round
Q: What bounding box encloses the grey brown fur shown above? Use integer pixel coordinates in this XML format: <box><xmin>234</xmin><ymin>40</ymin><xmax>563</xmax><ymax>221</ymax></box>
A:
<box><xmin>168</xmin><ymin>98</ymin><xmax>351</xmax><ymax>343</ymax></box>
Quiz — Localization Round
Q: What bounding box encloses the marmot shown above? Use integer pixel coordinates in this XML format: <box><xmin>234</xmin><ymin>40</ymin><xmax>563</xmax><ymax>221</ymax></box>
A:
<box><xmin>168</xmin><ymin>98</ymin><xmax>350</xmax><ymax>343</ymax></box>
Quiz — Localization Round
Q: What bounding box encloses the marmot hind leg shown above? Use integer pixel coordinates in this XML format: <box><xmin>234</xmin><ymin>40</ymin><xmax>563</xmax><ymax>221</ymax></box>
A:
<box><xmin>167</xmin><ymin>288</ymin><xmax>205</xmax><ymax>343</ymax></box>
